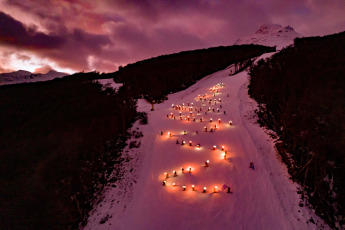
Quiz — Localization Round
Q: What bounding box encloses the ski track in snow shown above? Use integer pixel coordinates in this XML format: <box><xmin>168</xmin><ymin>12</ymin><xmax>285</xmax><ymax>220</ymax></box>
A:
<box><xmin>85</xmin><ymin>53</ymin><xmax>329</xmax><ymax>230</ymax></box>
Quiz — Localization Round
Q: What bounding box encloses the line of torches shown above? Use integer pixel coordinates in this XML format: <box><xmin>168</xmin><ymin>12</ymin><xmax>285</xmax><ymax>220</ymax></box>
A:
<box><xmin>162</xmin><ymin>144</ymin><xmax>228</xmax><ymax>193</ymax></box>
<box><xmin>161</xmin><ymin>82</ymin><xmax>230</xmax><ymax>193</ymax></box>
<box><xmin>163</xmin><ymin>168</ymin><xmax>218</xmax><ymax>193</ymax></box>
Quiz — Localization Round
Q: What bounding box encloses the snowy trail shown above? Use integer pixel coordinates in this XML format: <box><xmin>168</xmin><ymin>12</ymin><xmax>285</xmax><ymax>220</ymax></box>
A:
<box><xmin>85</xmin><ymin>56</ymin><xmax>328</xmax><ymax>230</ymax></box>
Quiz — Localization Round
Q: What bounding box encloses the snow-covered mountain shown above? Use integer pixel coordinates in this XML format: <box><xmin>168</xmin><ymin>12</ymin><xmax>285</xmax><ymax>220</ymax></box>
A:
<box><xmin>234</xmin><ymin>24</ymin><xmax>303</xmax><ymax>50</ymax></box>
<box><xmin>0</xmin><ymin>70</ymin><xmax>68</xmax><ymax>86</ymax></box>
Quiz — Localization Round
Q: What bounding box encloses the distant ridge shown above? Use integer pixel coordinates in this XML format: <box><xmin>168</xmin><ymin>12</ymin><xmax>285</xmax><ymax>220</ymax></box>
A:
<box><xmin>0</xmin><ymin>70</ymin><xmax>68</xmax><ymax>85</ymax></box>
<box><xmin>234</xmin><ymin>24</ymin><xmax>302</xmax><ymax>50</ymax></box>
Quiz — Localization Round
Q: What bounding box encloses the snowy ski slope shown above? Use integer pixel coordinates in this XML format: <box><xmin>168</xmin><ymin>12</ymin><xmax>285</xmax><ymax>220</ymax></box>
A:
<box><xmin>85</xmin><ymin>53</ymin><xmax>328</xmax><ymax>230</ymax></box>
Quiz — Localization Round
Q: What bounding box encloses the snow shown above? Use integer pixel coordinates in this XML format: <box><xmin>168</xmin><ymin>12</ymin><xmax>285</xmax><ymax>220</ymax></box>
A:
<box><xmin>234</xmin><ymin>24</ymin><xmax>303</xmax><ymax>50</ymax></box>
<box><xmin>84</xmin><ymin>53</ymin><xmax>329</xmax><ymax>230</ymax></box>
<box><xmin>0</xmin><ymin>70</ymin><xmax>68</xmax><ymax>85</ymax></box>
<box><xmin>96</xmin><ymin>79</ymin><xmax>123</xmax><ymax>92</ymax></box>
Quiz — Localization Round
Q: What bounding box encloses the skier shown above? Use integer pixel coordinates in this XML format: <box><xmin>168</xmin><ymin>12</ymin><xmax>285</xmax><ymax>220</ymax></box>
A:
<box><xmin>224</xmin><ymin>111</ymin><xmax>226</xmax><ymax>115</ymax></box>
<box><xmin>249</xmin><ymin>162</ymin><xmax>255</xmax><ymax>170</ymax></box>
<box><xmin>176</xmin><ymin>140</ymin><xmax>179</xmax><ymax>144</ymax></box>
<box><xmin>161</xmin><ymin>131</ymin><xmax>163</xmax><ymax>135</ymax></box>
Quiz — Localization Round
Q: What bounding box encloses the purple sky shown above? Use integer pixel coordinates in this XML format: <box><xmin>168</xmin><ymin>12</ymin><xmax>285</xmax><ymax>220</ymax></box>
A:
<box><xmin>0</xmin><ymin>0</ymin><xmax>344</xmax><ymax>74</ymax></box>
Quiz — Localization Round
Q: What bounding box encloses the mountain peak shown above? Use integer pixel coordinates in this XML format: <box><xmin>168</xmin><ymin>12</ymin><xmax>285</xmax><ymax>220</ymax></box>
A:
<box><xmin>256</xmin><ymin>24</ymin><xmax>283</xmax><ymax>34</ymax></box>
<box><xmin>234</xmin><ymin>24</ymin><xmax>302</xmax><ymax>50</ymax></box>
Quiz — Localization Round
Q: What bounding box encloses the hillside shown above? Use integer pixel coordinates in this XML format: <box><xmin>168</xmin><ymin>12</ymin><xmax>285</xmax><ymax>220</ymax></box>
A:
<box><xmin>0</xmin><ymin>44</ymin><xmax>272</xmax><ymax>229</ymax></box>
<box><xmin>85</xmin><ymin>54</ymin><xmax>328</xmax><ymax>229</ymax></box>
<box><xmin>249</xmin><ymin>31</ymin><xmax>345</xmax><ymax>228</ymax></box>
<box><xmin>0</xmin><ymin>73</ymin><xmax>138</xmax><ymax>229</ymax></box>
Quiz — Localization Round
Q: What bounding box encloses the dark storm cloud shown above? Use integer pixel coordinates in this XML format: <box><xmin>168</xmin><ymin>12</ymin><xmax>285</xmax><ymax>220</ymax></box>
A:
<box><xmin>0</xmin><ymin>10</ymin><xmax>113</xmax><ymax>71</ymax></box>
<box><xmin>1</xmin><ymin>0</ymin><xmax>345</xmax><ymax>73</ymax></box>
<box><xmin>0</xmin><ymin>11</ymin><xmax>63</xmax><ymax>49</ymax></box>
